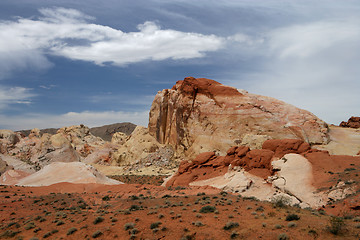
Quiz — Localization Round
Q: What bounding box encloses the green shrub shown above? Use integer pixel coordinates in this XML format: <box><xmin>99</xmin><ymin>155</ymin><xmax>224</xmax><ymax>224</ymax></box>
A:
<box><xmin>223</xmin><ymin>221</ymin><xmax>239</xmax><ymax>230</ymax></box>
<box><xmin>286</xmin><ymin>214</ymin><xmax>300</xmax><ymax>221</ymax></box>
<box><xmin>124</xmin><ymin>222</ymin><xmax>135</xmax><ymax>230</ymax></box>
<box><xmin>193</xmin><ymin>221</ymin><xmax>204</xmax><ymax>227</ymax></box>
<box><xmin>93</xmin><ymin>216</ymin><xmax>104</xmax><ymax>224</ymax></box>
<box><xmin>92</xmin><ymin>230</ymin><xmax>103</xmax><ymax>238</ymax></box>
<box><xmin>67</xmin><ymin>227</ymin><xmax>77</xmax><ymax>235</ymax></box>
<box><xmin>272</xmin><ymin>196</ymin><xmax>290</xmax><ymax>208</ymax></box>
<box><xmin>277</xmin><ymin>233</ymin><xmax>289</xmax><ymax>240</ymax></box>
<box><xmin>24</xmin><ymin>222</ymin><xmax>35</xmax><ymax>230</ymax></box>
<box><xmin>150</xmin><ymin>222</ymin><xmax>162</xmax><ymax>229</ymax></box>
<box><xmin>199</xmin><ymin>205</ymin><xmax>217</xmax><ymax>213</ymax></box>
<box><xmin>327</xmin><ymin>216</ymin><xmax>345</xmax><ymax>235</ymax></box>
<box><xmin>287</xmin><ymin>222</ymin><xmax>297</xmax><ymax>228</ymax></box>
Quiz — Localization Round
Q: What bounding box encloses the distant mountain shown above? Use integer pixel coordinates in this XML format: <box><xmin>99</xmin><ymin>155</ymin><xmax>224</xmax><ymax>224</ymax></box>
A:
<box><xmin>17</xmin><ymin>122</ymin><xmax>137</xmax><ymax>141</ymax></box>
<box><xmin>90</xmin><ymin>122</ymin><xmax>136</xmax><ymax>141</ymax></box>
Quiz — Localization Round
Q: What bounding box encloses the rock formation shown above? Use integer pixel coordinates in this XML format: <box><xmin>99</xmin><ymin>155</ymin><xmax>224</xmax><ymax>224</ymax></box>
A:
<box><xmin>165</xmin><ymin>139</ymin><xmax>360</xmax><ymax>208</ymax></box>
<box><xmin>111</xmin><ymin>126</ymin><xmax>162</xmax><ymax>165</ymax></box>
<box><xmin>13</xmin><ymin>162</ymin><xmax>122</xmax><ymax>186</ymax></box>
<box><xmin>149</xmin><ymin>77</ymin><xmax>329</xmax><ymax>158</ymax></box>
<box><xmin>340</xmin><ymin>116</ymin><xmax>360</xmax><ymax>128</ymax></box>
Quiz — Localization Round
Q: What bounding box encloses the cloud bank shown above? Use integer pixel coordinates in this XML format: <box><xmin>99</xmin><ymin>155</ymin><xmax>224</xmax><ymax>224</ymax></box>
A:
<box><xmin>0</xmin><ymin>7</ymin><xmax>224</xmax><ymax>78</ymax></box>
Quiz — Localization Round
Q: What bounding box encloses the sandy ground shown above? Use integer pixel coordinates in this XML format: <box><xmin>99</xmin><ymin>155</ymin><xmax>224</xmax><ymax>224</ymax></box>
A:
<box><xmin>1</xmin><ymin>183</ymin><xmax>360</xmax><ymax>240</ymax></box>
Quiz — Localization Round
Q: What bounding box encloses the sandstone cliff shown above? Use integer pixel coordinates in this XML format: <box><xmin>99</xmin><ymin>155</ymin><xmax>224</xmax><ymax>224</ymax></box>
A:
<box><xmin>149</xmin><ymin>77</ymin><xmax>329</xmax><ymax>157</ymax></box>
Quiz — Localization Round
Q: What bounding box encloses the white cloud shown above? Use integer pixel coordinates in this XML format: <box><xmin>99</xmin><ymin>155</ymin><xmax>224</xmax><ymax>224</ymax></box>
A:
<box><xmin>0</xmin><ymin>86</ymin><xmax>36</xmax><ymax>109</ymax></box>
<box><xmin>232</xmin><ymin>20</ymin><xmax>360</xmax><ymax>124</ymax></box>
<box><xmin>0</xmin><ymin>7</ymin><xmax>224</xmax><ymax>78</ymax></box>
<box><xmin>0</xmin><ymin>110</ymin><xmax>149</xmax><ymax>131</ymax></box>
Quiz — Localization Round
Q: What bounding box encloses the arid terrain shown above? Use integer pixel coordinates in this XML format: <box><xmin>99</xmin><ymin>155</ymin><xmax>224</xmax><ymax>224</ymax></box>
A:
<box><xmin>1</xmin><ymin>78</ymin><xmax>360</xmax><ymax>239</ymax></box>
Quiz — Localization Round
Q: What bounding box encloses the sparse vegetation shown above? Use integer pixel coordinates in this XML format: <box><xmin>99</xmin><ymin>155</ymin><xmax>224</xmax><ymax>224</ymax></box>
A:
<box><xmin>286</xmin><ymin>213</ymin><xmax>300</xmax><ymax>221</ymax></box>
<box><xmin>223</xmin><ymin>221</ymin><xmax>239</xmax><ymax>230</ymax></box>
<box><xmin>199</xmin><ymin>205</ymin><xmax>217</xmax><ymax>213</ymax></box>
<box><xmin>327</xmin><ymin>216</ymin><xmax>345</xmax><ymax>235</ymax></box>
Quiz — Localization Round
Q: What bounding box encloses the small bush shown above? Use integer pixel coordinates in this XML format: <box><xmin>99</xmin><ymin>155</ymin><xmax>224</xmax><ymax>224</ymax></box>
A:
<box><xmin>277</xmin><ymin>233</ymin><xmax>289</xmax><ymax>240</ymax></box>
<box><xmin>287</xmin><ymin>222</ymin><xmax>297</xmax><ymax>228</ymax></box>
<box><xmin>124</xmin><ymin>222</ymin><xmax>135</xmax><ymax>230</ymax></box>
<box><xmin>92</xmin><ymin>230</ymin><xmax>103</xmax><ymax>238</ymax></box>
<box><xmin>93</xmin><ymin>216</ymin><xmax>104</xmax><ymax>225</ymax></box>
<box><xmin>272</xmin><ymin>196</ymin><xmax>290</xmax><ymax>208</ymax></box>
<box><xmin>274</xmin><ymin>224</ymin><xmax>282</xmax><ymax>229</ymax></box>
<box><xmin>150</xmin><ymin>222</ymin><xmax>162</xmax><ymax>229</ymax></box>
<box><xmin>199</xmin><ymin>205</ymin><xmax>217</xmax><ymax>213</ymax></box>
<box><xmin>327</xmin><ymin>216</ymin><xmax>345</xmax><ymax>235</ymax></box>
<box><xmin>193</xmin><ymin>221</ymin><xmax>204</xmax><ymax>227</ymax></box>
<box><xmin>102</xmin><ymin>195</ymin><xmax>110</xmax><ymax>201</ymax></box>
<box><xmin>230</xmin><ymin>231</ymin><xmax>239</xmax><ymax>239</ymax></box>
<box><xmin>223</xmin><ymin>221</ymin><xmax>239</xmax><ymax>230</ymax></box>
<box><xmin>67</xmin><ymin>227</ymin><xmax>77</xmax><ymax>235</ymax></box>
<box><xmin>24</xmin><ymin>222</ymin><xmax>35</xmax><ymax>230</ymax></box>
<box><xmin>286</xmin><ymin>214</ymin><xmax>300</xmax><ymax>221</ymax></box>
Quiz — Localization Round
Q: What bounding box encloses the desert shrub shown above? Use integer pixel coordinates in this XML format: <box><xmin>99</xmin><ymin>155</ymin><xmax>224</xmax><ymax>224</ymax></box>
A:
<box><xmin>0</xmin><ymin>230</ymin><xmax>21</xmax><ymax>238</ymax></box>
<box><xmin>274</xmin><ymin>224</ymin><xmax>282</xmax><ymax>229</ymax></box>
<box><xmin>286</xmin><ymin>214</ymin><xmax>300</xmax><ymax>221</ymax></box>
<box><xmin>67</xmin><ymin>227</ymin><xmax>77</xmax><ymax>235</ymax></box>
<box><xmin>124</xmin><ymin>222</ymin><xmax>135</xmax><ymax>230</ymax></box>
<box><xmin>223</xmin><ymin>221</ymin><xmax>239</xmax><ymax>230</ymax></box>
<box><xmin>230</xmin><ymin>231</ymin><xmax>239</xmax><ymax>239</ymax></box>
<box><xmin>272</xmin><ymin>196</ymin><xmax>290</xmax><ymax>208</ymax></box>
<box><xmin>129</xmin><ymin>204</ymin><xmax>141</xmax><ymax>211</ymax></box>
<box><xmin>24</xmin><ymin>222</ymin><xmax>35</xmax><ymax>230</ymax></box>
<box><xmin>193</xmin><ymin>221</ymin><xmax>204</xmax><ymax>227</ymax></box>
<box><xmin>92</xmin><ymin>230</ymin><xmax>103</xmax><ymax>238</ymax></box>
<box><xmin>287</xmin><ymin>222</ymin><xmax>297</xmax><ymax>228</ymax></box>
<box><xmin>277</xmin><ymin>233</ymin><xmax>289</xmax><ymax>240</ymax></box>
<box><xmin>327</xmin><ymin>216</ymin><xmax>345</xmax><ymax>235</ymax></box>
<box><xmin>199</xmin><ymin>205</ymin><xmax>216</xmax><ymax>213</ymax></box>
<box><xmin>93</xmin><ymin>216</ymin><xmax>104</xmax><ymax>225</ymax></box>
<box><xmin>102</xmin><ymin>195</ymin><xmax>110</xmax><ymax>201</ymax></box>
<box><xmin>43</xmin><ymin>232</ymin><xmax>52</xmax><ymax>238</ymax></box>
<box><xmin>150</xmin><ymin>222</ymin><xmax>162</xmax><ymax>229</ymax></box>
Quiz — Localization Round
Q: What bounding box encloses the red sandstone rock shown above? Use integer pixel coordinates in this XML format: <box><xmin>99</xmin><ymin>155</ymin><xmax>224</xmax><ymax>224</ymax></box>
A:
<box><xmin>149</xmin><ymin>77</ymin><xmax>329</xmax><ymax>158</ymax></box>
<box><xmin>262</xmin><ymin>139</ymin><xmax>311</xmax><ymax>158</ymax></box>
<box><xmin>339</xmin><ymin>116</ymin><xmax>360</xmax><ymax>128</ymax></box>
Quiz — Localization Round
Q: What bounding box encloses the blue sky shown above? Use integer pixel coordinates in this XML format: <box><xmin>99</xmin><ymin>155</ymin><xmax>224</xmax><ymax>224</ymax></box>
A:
<box><xmin>0</xmin><ymin>0</ymin><xmax>359</xmax><ymax>130</ymax></box>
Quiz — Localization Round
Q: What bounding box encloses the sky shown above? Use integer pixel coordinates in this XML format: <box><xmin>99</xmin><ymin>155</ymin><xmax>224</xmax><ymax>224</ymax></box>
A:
<box><xmin>0</xmin><ymin>0</ymin><xmax>359</xmax><ymax>130</ymax></box>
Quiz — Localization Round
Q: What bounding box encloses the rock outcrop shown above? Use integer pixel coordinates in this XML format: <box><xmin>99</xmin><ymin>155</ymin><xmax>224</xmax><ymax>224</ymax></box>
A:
<box><xmin>149</xmin><ymin>77</ymin><xmax>329</xmax><ymax>158</ymax></box>
<box><xmin>111</xmin><ymin>126</ymin><xmax>162</xmax><ymax>165</ymax></box>
<box><xmin>340</xmin><ymin>116</ymin><xmax>360</xmax><ymax>129</ymax></box>
<box><xmin>14</xmin><ymin>162</ymin><xmax>122</xmax><ymax>186</ymax></box>
<box><xmin>165</xmin><ymin>139</ymin><xmax>360</xmax><ymax>208</ymax></box>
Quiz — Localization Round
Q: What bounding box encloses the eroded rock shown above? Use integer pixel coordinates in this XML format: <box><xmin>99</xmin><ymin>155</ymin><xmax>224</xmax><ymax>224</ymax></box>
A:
<box><xmin>149</xmin><ymin>77</ymin><xmax>329</xmax><ymax>158</ymax></box>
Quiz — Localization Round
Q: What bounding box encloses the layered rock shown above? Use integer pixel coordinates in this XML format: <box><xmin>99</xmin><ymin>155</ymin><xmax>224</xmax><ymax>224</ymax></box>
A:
<box><xmin>149</xmin><ymin>77</ymin><xmax>329</xmax><ymax>157</ymax></box>
<box><xmin>340</xmin><ymin>116</ymin><xmax>360</xmax><ymax>128</ymax></box>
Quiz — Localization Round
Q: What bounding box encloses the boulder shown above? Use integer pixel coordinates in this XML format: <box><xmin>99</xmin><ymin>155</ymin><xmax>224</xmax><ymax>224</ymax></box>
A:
<box><xmin>0</xmin><ymin>129</ymin><xmax>20</xmax><ymax>145</ymax></box>
<box><xmin>262</xmin><ymin>139</ymin><xmax>311</xmax><ymax>158</ymax></box>
<box><xmin>149</xmin><ymin>77</ymin><xmax>329</xmax><ymax>158</ymax></box>
<box><xmin>340</xmin><ymin>116</ymin><xmax>360</xmax><ymax>128</ymax></box>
